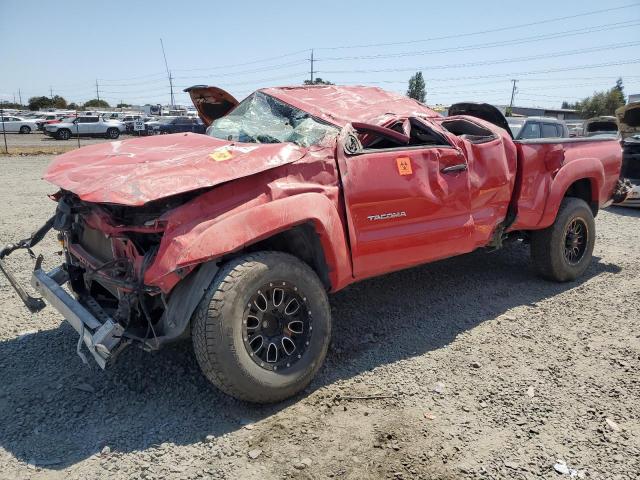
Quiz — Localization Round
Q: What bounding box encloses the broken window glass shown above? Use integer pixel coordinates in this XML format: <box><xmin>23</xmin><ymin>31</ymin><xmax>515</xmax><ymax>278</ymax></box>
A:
<box><xmin>208</xmin><ymin>92</ymin><xmax>338</xmax><ymax>147</ymax></box>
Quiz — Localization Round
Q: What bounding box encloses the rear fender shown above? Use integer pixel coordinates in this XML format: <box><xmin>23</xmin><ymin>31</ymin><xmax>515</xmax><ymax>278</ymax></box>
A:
<box><xmin>144</xmin><ymin>193</ymin><xmax>352</xmax><ymax>293</ymax></box>
<box><xmin>537</xmin><ymin>157</ymin><xmax>604</xmax><ymax>229</ymax></box>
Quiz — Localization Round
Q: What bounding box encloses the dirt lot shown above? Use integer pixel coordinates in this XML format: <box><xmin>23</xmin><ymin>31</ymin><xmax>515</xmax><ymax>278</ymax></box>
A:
<box><xmin>0</xmin><ymin>155</ymin><xmax>638</xmax><ymax>480</ymax></box>
<box><xmin>0</xmin><ymin>132</ymin><xmax>135</xmax><ymax>155</ymax></box>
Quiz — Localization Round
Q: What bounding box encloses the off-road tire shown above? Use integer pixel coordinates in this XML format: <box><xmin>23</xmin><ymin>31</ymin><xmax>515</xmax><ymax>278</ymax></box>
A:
<box><xmin>56</xmin><ymin>129</ymin><xmax>71</xmax><ymax>140</ymax></box>
<box><xmin>531</xmin><ymin>197</ymin><xmax>595</xmax><ymax>282</ymax></box>
<box><xmin>192</xmin><ymin>252</ymin><xmax>331</xmax><ymax>403</ymax></box>
<box><xmin>106</xmin><ymin>128</ymin><xmax>120</xmax><ymax>139</ymax></box>
<box><xmin>19</xmin><ymin>125</ymin><xmax>31</xmax><ymax>134</ymax></box>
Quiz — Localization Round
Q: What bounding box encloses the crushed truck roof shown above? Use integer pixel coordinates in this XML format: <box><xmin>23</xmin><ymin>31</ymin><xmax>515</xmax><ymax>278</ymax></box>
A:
<box><xmin>261</xmin><ymin>85</ymin><xmax>440</xmax><ymax>127</ymax></box>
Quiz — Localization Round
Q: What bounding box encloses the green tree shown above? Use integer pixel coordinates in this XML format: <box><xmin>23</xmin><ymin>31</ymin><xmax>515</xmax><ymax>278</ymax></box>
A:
<box><xmin>0</xmin><ymin>101</ymin><xmax>24</xmax><ymax>109</ymax></box>
<box><xmin>560</xmin><ymin>78</ymin><xmax>625</xmax><ymax>118</ymax></box>
<box><xmin>84</xmin><ymin>99</ymin><xmax>110</xmax><ymax>108</ymax></box>
<box><xmin>304</xmin><ymin>77</ymin><xmax>334</xmax><ymax>85</ymax></box>
<box><xmin>406</xmin><ymin>72</ymin><xmax>426</xmax><ymax>102</ymax></box>
<box><xmin>68</xmin><ymin>102</ymin><xmax>80</xmax><ymax>110</ymax></box>
<box><xmin>28</xmin><ymin>95</ymin><xmax>68</xmax><ymax>111</ymax></box>
<box><xmin>116</xmin><ymin>102</ymin><xmax>131</xmax><ymax>108</ymax></box>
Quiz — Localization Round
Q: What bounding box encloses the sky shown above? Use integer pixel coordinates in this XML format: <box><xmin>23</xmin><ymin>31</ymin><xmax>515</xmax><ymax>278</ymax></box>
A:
<box><xmin>1</xmin><ymin>0</ymin><xmax>639</xmax><ymax>109</ymax></box>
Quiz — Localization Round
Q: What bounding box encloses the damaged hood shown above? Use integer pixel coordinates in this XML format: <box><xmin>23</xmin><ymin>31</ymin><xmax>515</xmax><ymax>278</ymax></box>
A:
<box><xmin>616</xmin><ymin>102</ymin><xmax>640</xmax><ymax>140</ymax></box>
<box><xmin>44</xmin><ymin>133</ymin><xmax>307</xmax><ymax>206</ymax></box>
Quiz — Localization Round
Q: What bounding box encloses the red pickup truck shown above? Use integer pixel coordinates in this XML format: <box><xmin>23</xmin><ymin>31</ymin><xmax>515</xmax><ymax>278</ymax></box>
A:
<box><xmin>0</xmin><ymin>85</ymin><xmax>624</xmax><ymax>403</ymax></box>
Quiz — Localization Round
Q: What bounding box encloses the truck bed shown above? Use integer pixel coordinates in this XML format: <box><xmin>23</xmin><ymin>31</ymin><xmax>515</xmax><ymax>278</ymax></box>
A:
<box><xmin>509</xmin><ymin>136</ymin><xmax>622</xmax><ymax>231</ymax></box>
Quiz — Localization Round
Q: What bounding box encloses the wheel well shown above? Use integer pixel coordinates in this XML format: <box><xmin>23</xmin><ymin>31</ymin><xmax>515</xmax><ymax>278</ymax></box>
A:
<box><xmin>564</xmin><ymin>178</ymin><xmax>598</xmax><ymax>217</ymax></box>
<box><xmin>242</xmin><ymin>223</ymin><xmax>331</xmax><ymax>290</ymax></box>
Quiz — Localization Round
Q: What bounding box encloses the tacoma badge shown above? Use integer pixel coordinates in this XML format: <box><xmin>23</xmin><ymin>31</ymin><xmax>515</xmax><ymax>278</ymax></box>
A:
<box><xmin>367</xmin><ymin>211</ymin><xmax>407</xmax><ymax>221</ymax></box>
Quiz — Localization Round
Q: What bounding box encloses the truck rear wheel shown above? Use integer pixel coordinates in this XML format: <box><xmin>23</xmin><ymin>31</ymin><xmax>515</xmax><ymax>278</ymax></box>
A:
<box><xmin>192</xmin><ymin>252</ymin><xmax>331</xmax><ymax>403</ymax></box>
<box><xmin>530</xmin><ymin>197</ymin><xmax>595</xmax><ymax>282</ymax></box>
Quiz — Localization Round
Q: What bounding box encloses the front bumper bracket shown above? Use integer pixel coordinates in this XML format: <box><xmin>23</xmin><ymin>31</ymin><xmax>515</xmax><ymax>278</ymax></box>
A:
<box><xmin>30</xmin><ymin>266</ymin><xmax>124</xmax><ymax>369</ymax></box>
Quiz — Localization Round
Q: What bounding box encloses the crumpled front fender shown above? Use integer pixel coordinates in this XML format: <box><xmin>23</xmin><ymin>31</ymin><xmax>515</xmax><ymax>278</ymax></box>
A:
<box><xmin>144</xmin><ymin>192</ymin><xmax>353</xmax><ymax>293</ymax></box>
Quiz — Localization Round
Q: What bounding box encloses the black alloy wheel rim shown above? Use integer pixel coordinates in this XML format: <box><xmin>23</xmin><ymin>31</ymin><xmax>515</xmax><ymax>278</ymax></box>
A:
<box><xmin>242</xmin><ymin>281</ymin><xmax>312</xmax><ymax>372</ymax></box>
<box><xmin>564</xmin><ymin>218</ymin><xmax>588</xmax><ymax>265</ymax></box>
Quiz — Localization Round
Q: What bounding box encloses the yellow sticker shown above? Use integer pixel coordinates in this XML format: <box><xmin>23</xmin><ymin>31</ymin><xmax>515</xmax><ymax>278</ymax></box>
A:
<box><xmin>209</xmin><ymin>150</ymin><xmax>233</xmax><ymax>162</ymax></box>
<box><xmin>396</xmin><ymin>156</ymin><xmax>412</xmax><ymax>175</ymax></box>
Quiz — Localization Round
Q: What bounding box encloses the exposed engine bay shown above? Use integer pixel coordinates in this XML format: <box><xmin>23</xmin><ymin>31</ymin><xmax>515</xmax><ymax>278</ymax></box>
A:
<box><xmin>45</xmin><ymin>191</ymin><xmax>218</xmax><ymax>363</ymax></box>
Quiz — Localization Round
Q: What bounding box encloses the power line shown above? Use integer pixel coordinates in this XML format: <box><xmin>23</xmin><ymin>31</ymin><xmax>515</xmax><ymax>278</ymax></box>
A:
<box><xmin>97</xmin><ymin>72</ymin><xmax>167</xmax><ymax>83</ymax></box>
<box><xmin>171</xmin><ymin>48</ymin><xmax>309</xmax><ymax>73</ymax></box>
<box><xmin>319</xmin><ymin>41</ymin><xmax>640</xmax><ymax>74</ymax></box>
<box><xmin>314</xmin><ymin>3</ymin><xmax>640</xmax><ymax>51</ymax></box>
<box><xmin>173</xmin><ymin>59</ymin><xmax>308</xmax><ymax>80</ymax></box>
<box><xmin>315</xmin><ymin>20</ymin><xmax>640</xmax><ymax>62</ymax></box>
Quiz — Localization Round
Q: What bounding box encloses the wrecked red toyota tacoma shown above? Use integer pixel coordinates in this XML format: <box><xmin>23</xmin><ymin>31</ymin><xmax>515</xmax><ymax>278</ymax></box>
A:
<box><xmin>0</xmin><ymin>85</ymin><xmax>625</xmax><ymax>402</ymax></box>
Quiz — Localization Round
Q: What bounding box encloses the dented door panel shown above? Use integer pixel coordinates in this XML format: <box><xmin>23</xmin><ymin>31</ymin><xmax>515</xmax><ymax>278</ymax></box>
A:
<box><xmin>337</xmin><ymin>140</ymin><xmax>473</xmax><ymax>280</ymax></box>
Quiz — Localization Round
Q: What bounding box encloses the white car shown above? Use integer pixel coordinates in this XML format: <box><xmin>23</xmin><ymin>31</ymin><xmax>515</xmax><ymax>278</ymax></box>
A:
<box><xmin>623</xmin><ymin>183</ymin><xmax>640</xmax><ymax>207</ymax></box>
<box><xmin>44</xmin><ymin>116</ymin><xmax>125</xmax><ymax>140</ymax></box>
<box><xmin>0</xmin><ymin>115</ymin><xmax>39</xmax><ymax>134</ymax></box>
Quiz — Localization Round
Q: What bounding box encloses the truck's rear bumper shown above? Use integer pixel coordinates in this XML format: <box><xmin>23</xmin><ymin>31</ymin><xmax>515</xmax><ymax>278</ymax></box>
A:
<box><xmin>30</xmin><ymin>266</ymin><xmax>124</xmax><ymax>368</ymax></box>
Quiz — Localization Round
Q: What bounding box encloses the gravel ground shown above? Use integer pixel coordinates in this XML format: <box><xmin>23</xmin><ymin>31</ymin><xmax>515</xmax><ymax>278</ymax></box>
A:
<box><xmin>0</xmin><ymin>131</ymin><xmax>138</xmax><ymax>153</ymax></box>
<box><xmin>1</xmin><ymin>155</ymin><xmax>638</xmax><ymax>480</ymax></box>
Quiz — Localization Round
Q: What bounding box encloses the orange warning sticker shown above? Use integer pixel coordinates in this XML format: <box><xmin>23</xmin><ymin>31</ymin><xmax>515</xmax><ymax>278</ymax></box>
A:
<box><xmin>396</xmin><ymin>156</ymin><xmax>412</xmax><ymax>175</ymax></box>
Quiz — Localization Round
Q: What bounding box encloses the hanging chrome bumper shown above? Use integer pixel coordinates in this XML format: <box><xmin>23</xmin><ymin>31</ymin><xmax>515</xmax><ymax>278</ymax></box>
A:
<box><xmin>30</xmin><ymin>264</ymin><xmax>124</xmax><ymax>369</ymax></box>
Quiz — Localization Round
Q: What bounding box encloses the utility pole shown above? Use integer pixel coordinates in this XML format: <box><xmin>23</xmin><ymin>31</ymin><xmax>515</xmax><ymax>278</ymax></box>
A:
<box><xmin>18</xmin><ymin>88</ymin><xmax>22</xmax><ymax>106</ymax></box>
<box><xmin>169</xmin><ymin>71</ymin><xmax>175</xmax><ymax>107</ymax></box>
<box><xmin>160</xmin><ymin>38</ymin><xmax>175</xmax><ymax>107</ymax></box>
<box><xmin>509</xmin><ymin>79</ymin><xmax>518</xmax><ymax>109</ymax></box>
<box><xmin>95</xmin><ymin>80</ymin><xmax>100</xmax><ymax>101</ymax></box>
<box><xmin>50</xmin><ymin>86</ymin><xmax>53</xmax><ymax>99</ymax></box>
<box><xmin>309</xmin><ymin>49</ymin><xmax>314</xmax><ymax>84</ymax></box>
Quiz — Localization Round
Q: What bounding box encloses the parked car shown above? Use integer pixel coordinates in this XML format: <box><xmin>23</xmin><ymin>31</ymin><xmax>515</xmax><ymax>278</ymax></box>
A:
<box><xmin>150</xmin><ymin>116</ymin><xmax>206</xmax><ymax>134</ymax></box>
<box><xmin>122</xmin><ymin>115</ymin><xmax>153</xmax><ymax>133</ymax></box>
<box><xmin>0</xmin><ymin>115</ymin><xmax>39</xmax><ymax>133</ymax></box>
<box><xmin>0</xmin><ymin>85</ymin><xmax>625</xmax><ymax>404</ymax></box>
<box><xmin>506</xmin><ymin>116</ymin><xmax>569</xmax><ymax>140</ymax></box>
<box><xmin>582</xmin><ymin>116</ymin><xmax>618</xmax><ymax>137</ymax></box>
<box><xmin>615</xmin><ymin>102</ymin><xmax>640</xmax><ymax>206</ymax></box>
<box><xmin>34</xmin><ymin>113</ymin><xmax>69</xmax><ymax>131</ymax></box>
<box><xmin>43</xmin><ymin>116</ymin><xmax>125</xmax><ymax>140</ymax></box>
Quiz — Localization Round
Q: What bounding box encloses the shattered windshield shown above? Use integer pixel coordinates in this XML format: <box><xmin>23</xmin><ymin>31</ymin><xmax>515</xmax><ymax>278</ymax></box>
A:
<box><xmin>208</xmin><ymin>91</ymin><xmax>338</xmax><ymax>147</ymax></box>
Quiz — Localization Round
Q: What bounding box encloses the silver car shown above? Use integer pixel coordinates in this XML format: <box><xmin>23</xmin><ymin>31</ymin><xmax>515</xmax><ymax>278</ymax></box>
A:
<box><xmin>0</xmin><ymin>115</ymin><xmax>39</xmax><ymax>134</ymax></box>
<box><xmin>44</xmin><ymin>116</ymin><xmax>125</xmax><ymax>140</ymax></box>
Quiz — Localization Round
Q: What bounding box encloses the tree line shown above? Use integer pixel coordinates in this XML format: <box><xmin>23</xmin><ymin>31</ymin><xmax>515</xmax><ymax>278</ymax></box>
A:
<box><xmin>561</xmin><ymin>78</ymin><xmax>626</xmax><ymax>118</ymax></box>
<box><xmin>2</xmin><ymin>76</ymin><xmax>627</xmax><ymax>118</ymax></box>
<box><xmin>0</xmin><ymin>96</ymin><xmax>127</xmax><ymax>111</ymax></box>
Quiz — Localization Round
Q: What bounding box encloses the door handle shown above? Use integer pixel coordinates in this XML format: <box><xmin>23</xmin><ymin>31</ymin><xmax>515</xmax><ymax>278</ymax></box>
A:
<box><xmin>440</xmin><ymin>163</ymin><xmax>468</xmax><ymax>174</ymax></box>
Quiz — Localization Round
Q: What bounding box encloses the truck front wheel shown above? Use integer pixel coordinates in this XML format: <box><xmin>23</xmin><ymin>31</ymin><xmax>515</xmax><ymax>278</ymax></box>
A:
<box><xmin>530</xmin><ymin>197</ymin><xmax>595</xmax><ymax>282</ymax></box>
<box><xmin>192</xmin><ymin>252</ymin><xmax>331</xmax><ymax>403</ymax></box>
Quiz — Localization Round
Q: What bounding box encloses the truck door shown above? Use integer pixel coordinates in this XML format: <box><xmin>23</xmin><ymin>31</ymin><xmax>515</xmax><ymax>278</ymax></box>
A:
<box><xmin>337</xmin><ymin>118</ymin><xmax>474</xmax><ymax>280</ymax></box>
